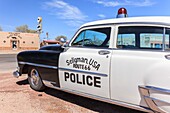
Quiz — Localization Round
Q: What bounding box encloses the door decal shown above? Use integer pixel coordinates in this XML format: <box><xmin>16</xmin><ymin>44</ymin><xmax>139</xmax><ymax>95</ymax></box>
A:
<box><xmin>64</xmin><ymin>72</ymin><xmax>101</xmax><ymax>88</ymax></box>
<box><xmin>66</xmin><ymin>57</ymin><xmax>101</xmax><ymax>71</ymax></box>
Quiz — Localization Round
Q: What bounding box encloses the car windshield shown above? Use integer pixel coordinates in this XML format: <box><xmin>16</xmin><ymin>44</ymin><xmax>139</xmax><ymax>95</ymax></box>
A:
<box><xmin>71</xmin><ymin>27</ymin><xmax>111</xmax><ymax>48</ymax></box>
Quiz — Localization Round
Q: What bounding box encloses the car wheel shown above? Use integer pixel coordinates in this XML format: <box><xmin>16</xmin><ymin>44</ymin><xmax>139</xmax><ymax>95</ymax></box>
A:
<box><xmin>28</xmin><ymin>67</ymin><xmax>45</xmax><ymax>91</ymax></box>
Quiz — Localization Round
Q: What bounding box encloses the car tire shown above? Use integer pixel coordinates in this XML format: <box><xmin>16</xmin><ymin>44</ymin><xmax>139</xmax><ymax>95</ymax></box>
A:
<box><xmin>28</xmin><ymin>67</ymin><xmax>45</xmax><ymax>91</ymax></box>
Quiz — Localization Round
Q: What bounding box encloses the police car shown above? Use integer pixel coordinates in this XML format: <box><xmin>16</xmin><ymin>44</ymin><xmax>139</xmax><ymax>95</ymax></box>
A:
<box><xmin>13</xmin><ymin>8</ymin><xmax>170</xmax><ymax>113</ymax></box>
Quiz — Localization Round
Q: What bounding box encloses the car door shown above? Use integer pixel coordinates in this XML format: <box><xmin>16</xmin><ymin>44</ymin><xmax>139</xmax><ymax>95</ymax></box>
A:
<box><xmin>110</xmin><ymin>25</ymin><xmax>170</xmax><ymax>106</ymax></box>
<box><xmin>59</xmin><ymin>26</ymin><xmax>112</xmax><ymax>98</ymax></box>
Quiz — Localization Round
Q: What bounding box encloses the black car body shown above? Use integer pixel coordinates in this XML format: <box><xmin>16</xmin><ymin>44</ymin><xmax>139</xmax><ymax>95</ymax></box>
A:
<box><xmin>16</xmin><ymin>45</ymin><xmax>64</xmax><ymax>87</ymax></box>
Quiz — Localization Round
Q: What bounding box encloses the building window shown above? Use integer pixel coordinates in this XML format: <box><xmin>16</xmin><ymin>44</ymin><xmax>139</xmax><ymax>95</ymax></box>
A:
<box><xmin>32</xmin><ymin>41</ymin><xmax>34</xmax><ymax>44</ymax></box>
<box><xmin>23</xmin><ymin>41</ymin><xmax>25</xmax><ymax>43</ymax></box>
<box><xmin>3</xmin><ymin>40</ymin><xmax>6</xmax><ymax>43</ymax></box>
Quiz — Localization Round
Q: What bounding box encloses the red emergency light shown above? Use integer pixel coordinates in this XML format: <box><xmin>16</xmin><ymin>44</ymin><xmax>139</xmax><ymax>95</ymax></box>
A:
<box><xmin>117</xmin><ymin>7</ymin><xmax>128</xmax><ymax>18</ymax></box>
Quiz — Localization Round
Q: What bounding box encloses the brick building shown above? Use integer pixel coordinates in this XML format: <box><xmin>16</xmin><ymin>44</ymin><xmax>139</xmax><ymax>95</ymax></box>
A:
<box><xmin>0</xmin><ymin>31</ymin><xmax>39</xmax><ymax>50</ymax></box>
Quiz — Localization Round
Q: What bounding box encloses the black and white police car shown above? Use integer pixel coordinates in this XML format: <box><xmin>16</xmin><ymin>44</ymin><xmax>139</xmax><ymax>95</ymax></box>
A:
<box><xmin>13</xmin><ymin>8</ymin><xmax>170</xmax><ymax>112</ymax></box>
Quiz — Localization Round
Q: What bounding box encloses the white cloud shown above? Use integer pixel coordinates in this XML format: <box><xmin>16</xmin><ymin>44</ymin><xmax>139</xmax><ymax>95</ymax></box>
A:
<box><xmin>97</xmin><ymin>1</ymin><xmax>120</xmax><ymax>7</ymax></box>
<box><xmin>98</xmin><ymin>14</ymin><xmax>106</xmax><ymax>18</ymax></box>
<box><xmin>95</xmin><ymin>0</ymin><xmax>155</xmax><ymax>7</ymax></box>
<box><xmin>65</xmin><ymin>20</ymin><xmax>85</xmax><ymax>27</ymax></box>
<box><xmin>43</xmin><ymin>0</ymin><xmax>87</xmax><ymax>26</ymax></box>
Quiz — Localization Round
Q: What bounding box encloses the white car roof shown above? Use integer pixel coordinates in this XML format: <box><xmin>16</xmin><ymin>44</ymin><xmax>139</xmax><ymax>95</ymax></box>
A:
<box><xmin>81</xmin><ymin>16</ymin><xmax>170</xmax><ymax>27</ymax></box>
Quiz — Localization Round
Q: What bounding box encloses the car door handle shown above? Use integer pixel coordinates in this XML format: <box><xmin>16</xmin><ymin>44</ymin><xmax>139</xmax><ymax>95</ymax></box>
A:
<box><xmin>98</xmin><ymin>50</ymin><xmax>110</xmax><ymax>55</ymax></box>
<box><xmin>165</xmin><ymin>54</ymin><xmax>170</xmax><ymax>60</ymax></box>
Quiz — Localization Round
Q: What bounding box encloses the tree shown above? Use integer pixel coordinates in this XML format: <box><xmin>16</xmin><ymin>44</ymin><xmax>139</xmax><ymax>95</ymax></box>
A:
<box><xmin>27</xmin><ymin>29</ymin><xmax>37</xmax><ymax>33</ymax></box>
<box><xmin>15</xmin><ymin>25</ymin><xmax>36</xmax><ymax>33</ymax></box>
<box><xmin>55</xmin><ymin>35</ymin><xmax>67</xmax><ymax>42</ymax></box>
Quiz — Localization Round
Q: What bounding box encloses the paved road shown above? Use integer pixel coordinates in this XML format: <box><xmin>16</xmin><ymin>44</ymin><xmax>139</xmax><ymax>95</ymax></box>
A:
<box><xmin>0</xmin><ymin>54</ymin><xmax>17</xmax><ymax>73</ymax></box>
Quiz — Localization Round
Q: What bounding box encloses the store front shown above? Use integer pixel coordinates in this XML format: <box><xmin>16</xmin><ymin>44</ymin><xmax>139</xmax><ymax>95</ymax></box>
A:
<box><xmin>0</xmin><ymin>31</ymin><xmax>39</xmax><ymax>50</ymax></box>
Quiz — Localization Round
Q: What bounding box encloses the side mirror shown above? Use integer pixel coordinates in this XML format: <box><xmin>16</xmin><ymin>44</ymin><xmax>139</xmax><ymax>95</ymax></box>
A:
<box><xmin>63</xmin><ymin>43</ymin><xmax>69</xmax><ymax>47</ymax></box>
<box><xmin>62</xmin><ymin>43</ymin><xmax>69</xmax><ymax>52</ymax></box>
<box><xmin>60</xmin><ymin>38</ymin><xmax>66</xmax><ymax>43</ymax></box>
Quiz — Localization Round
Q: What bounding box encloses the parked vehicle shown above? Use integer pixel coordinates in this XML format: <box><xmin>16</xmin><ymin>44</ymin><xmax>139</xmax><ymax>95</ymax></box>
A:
<box><xmin>14</xmin><ymin>16</ymin><xmax>170</xmax><ymax>113</ymax></box>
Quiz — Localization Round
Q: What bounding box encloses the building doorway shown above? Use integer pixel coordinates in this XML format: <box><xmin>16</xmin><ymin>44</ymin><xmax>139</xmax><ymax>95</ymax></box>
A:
<box><xmin>11</xmin><ymin>40</ymin><xmax>18</xmax><ymax>50</ymax></box>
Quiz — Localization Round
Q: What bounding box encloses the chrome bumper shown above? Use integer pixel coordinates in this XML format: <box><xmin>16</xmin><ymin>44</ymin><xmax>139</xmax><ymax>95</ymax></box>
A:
<box><xmin>13</xmin><ymin>70</ymin><xmax>21</xmax><ymax>78</ymax></box>
<box><xmin>139</xmin><ymin>86</ymin><xmax>170</xmax><ymax>113</ymax></box>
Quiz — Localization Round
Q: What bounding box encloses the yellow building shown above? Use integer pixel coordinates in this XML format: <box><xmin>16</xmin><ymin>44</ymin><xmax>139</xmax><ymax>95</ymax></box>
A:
<box><xmin>0</xmin><ymin>31</ymin><xmax>39</xmax><ymax>50</ymax></box>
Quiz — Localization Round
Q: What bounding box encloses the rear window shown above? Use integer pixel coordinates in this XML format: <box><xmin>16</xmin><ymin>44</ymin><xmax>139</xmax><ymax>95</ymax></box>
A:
<box><xmin>117</xmin><ymin>26</ymin><xmax>170</xmax><ymax>50</ymax></box>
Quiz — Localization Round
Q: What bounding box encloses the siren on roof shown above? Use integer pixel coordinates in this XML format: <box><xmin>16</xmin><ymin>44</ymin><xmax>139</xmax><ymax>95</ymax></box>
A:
<box><xmin>116</xmin><ymin>7</ymin><xmax>128</xmax><ymax>18</ymax></box>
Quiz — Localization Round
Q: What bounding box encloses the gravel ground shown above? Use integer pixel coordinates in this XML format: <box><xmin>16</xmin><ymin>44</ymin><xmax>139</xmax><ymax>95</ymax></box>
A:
<box><xmin>0</xmin><ymin>72</ymin><xmax>144</xmax><ymax>113</ymax></box>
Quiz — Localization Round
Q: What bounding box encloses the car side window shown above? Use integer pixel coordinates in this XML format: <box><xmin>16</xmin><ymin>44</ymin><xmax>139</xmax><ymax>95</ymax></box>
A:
<box><xmin>71</xmin><ymin>27</ymin><xmax>111</xmax><ymax>48</ymax></box>
<box><xmin>117</xmin><ymin>26</ymin><xmax>165</xmax><ymax>49</ymax></box>
<box><xmin>140</xmin><ymin>33</ymin><xmax>167</xmax><ymax>48</ymax></box>
<box><xmin>117</xmin><ymin>34</ymin><xmax>136</xmax><ymax>49</ymax></box>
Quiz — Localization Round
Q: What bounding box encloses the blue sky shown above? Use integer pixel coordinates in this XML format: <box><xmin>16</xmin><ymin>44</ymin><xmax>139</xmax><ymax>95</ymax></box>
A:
<box><xmin>0</xmin><ymin>0</ymin><xmax>169</xmax><ymax>41</ymax></box>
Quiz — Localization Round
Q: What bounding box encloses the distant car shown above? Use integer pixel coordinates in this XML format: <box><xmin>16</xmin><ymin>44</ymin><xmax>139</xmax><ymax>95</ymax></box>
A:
<box><xmin>14</xmin><ymin>16</ymin><xmax>170</xmax><ymax>113</ymax></box>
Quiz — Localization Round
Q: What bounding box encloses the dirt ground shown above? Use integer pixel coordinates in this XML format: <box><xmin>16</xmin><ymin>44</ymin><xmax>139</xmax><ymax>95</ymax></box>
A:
<box><xmin>0</xmin><ymin>72</ymin><xmax>144</xmax><ymax>113</ymax></box>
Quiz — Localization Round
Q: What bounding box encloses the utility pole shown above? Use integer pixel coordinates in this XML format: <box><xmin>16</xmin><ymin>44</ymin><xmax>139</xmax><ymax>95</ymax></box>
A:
<box><xmin>46</xmin><ymin>32</ymin><xmax>48</xmax><ymax>40</ymax></box>
<box><xmin>37</xmin><ymin>17</ymin><xmax>42</xmax><ymax>48</ymax></box>
<box><xmin>37</xmin><ymin>17</ymin><xmax>42</xmax><ymax>34</ymax></box>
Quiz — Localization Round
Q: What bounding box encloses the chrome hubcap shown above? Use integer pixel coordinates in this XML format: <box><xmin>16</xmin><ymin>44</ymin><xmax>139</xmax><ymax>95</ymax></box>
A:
<box><xmin>30</xmin><ymin>69</ymin><xmax>40</xmax><ymax>86</ymax></box>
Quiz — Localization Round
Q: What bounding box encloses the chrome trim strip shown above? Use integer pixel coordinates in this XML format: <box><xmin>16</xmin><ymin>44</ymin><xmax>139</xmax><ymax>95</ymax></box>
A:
<box><xmin>43</xmin><ymin>80</ymin><xmax>54</xmax><ymax>85</ymax></box>
<box><xmin>19</xmin><ymin>62</ymin><xmax>58</xmax><ymax>69</ymax></box>
<box><xmin>43</xmin><ymin>80</ymin><xmax>57</xmax><ymax>87</ymax></box>
<box><xmin>116</xmin><ymin>22</ymin><xmax>170</xmax><ymax>26</ymax></box>
<box><xmin>144</xmin><ymin>96</ymin><xmax>170</xmax><ymax>105</ymax></box>
<box><xmin>82</xmin><ymin>22</ymin><xmax>170</xmax><ymax>28</ymax></box>
<box><xmin>43</xmin><ymin>80</ymin><xmax>151</xmax><ymax>113</ymax></box>
<box><xmin>43</xmin><ymin>80</ymin><xmax>56</xmax><ymax>85</ymax></box>
<box><xmin>18</xmin><ymin>62</ymin><xmax>107</xmax><ymax>77</ymax></box>
<box><xmin>145</xmin><ymin>85</ymin><xmax>170</xmax><ymax>94</ymax></box>
<box><xmin>163</xmin><ymin>27</ymin><xmax>166</xmax><ymax>51</ymax></box>
<box><xmin>139</xmin><ymin>85</ymin><xmax>170</xmax><ymax>113</ymax></box>
<box><xmin>59</xmin><ymin>67</ymin><xmax>108</xmax><ymax>77</ymax></box>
